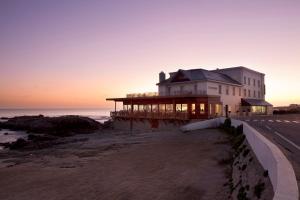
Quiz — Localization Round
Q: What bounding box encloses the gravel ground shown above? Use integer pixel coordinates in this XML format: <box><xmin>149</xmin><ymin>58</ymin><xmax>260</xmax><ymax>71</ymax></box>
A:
<box><xmin>0</xmin><ymin>129</ymin><xmax>232</xmax><ymax>200</ymax></box>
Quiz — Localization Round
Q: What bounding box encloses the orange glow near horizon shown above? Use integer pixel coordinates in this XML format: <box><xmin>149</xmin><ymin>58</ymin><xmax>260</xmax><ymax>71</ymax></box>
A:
<box><xmin>1</xmin><ymin>1</ymin><xmax>300</xmax><ymax>108</ymax></box>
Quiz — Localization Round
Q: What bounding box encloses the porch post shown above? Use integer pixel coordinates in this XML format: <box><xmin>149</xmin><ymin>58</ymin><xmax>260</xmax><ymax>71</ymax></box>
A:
<box><xmin>114</xmin><ymin>101</ymin><xmax>116</xmax><ymax>112</ymax></box>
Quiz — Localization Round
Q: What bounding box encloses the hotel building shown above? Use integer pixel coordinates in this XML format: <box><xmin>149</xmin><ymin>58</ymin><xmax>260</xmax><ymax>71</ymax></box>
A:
<box><xmin>107</xmin><ymin>66</ymin><xmax>273</xmax><ymax>123</ymax></box>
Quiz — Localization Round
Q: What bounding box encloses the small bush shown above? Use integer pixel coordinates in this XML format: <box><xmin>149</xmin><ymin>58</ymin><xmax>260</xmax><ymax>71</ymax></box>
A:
<box><xmin>224</xmin><ymin>118</ymin><xmax>232</xmax><ymax>128</ymax></box>
<box><xmin>236</xmin><ymin>124</ymin><xmax>243</xmax><ymax>135</ymax></box>
<box><xmin>242</xmin><ymin>149</ymin><xmax>250</xmax><ymax>157</ymax></box>
<box><xmin>254</xmin><ymin>181</ymin><xmax>265</xmax><ymax>199</ymax></box>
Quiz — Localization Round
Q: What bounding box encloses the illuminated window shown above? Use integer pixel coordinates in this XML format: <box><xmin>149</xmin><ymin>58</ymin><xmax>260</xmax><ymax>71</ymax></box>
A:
<box><xmin>123</xmin><ymin>104</ymin><xmax>127</xmax><ymax>110</ymax></box>
<box><xmin>182</xmin><ymin>104</ymin><xmax>188</xmax><ymax>112</ymax></box>
<box><xmin>133</xmin><ymin>105</ymin><xmax>138</xmax><ymax>111</ymax></box>
<box><xmin>209</xmin><ymin>104</ymin><xmax>212</xmax><ymax>115</ymax></box>
<box><xmin>144</xmin><ymin>105</ymin><xmax>151</xmax><ymax>111</ymax></box>
<box><xmin>128</xmin><ymin>105</ymin><xmax>132</xmax><ymax>111</ymax></box>
<box><xmin>192</xmin><ymin>104</ymin><xmax>196</xmax><ymax>114</ymax></box>
<box><xmin>166</xmin><ymin>104</ymin><xmax>173</xmax><ymax>112</ymax></box>
<box><xmin>138</xmin><ymin>105</ymin><xmax>143</xmax><ymax>111</ymax></box>
<box><xmin>159</xmin><ymin>104</ymin><xmax>166</xmax><ymax>112</ymax></box>
<box><xmin>152</xmin><ymin>104</ymin><xmax>158</xmax><ymax>112</ymax></box>
<box><xmin>215</xmin><ymin>104</ymin><xmax>221</xmax><ymax>115</ymax></box>
<box><xmin>200</xmin><ymin>103</ymin><xmax>205</xmax><ymax>114</ymax></box>
<box><xmin>176</xmin><ymin>104</ymin><xmax>181</xmax><ymax>112</ymax></box>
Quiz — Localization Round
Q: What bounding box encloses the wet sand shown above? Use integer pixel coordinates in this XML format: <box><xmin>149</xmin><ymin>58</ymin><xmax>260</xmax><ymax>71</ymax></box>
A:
<box><xmin>0</xmin><ymin>129</ymin><xmax>232</xmax><ymax>200</ymax></box>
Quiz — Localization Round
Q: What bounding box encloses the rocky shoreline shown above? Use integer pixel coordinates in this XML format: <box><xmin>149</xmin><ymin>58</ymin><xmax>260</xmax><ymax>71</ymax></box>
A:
<box><xmin>0</xmin><ymin>115</ymin><xmax>112</xmax><ymax>150</ymax></box>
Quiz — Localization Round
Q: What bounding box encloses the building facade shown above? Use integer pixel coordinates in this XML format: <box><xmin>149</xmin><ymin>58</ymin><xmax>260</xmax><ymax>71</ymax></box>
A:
<box><xmin>107</xmin><ymin>66</ymin><xmax>273</xmax><ymax>123</ymax></box>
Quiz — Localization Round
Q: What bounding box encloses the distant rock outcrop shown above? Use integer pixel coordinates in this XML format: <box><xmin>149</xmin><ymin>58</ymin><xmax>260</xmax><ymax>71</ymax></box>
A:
<box><xmin>0</xmin><ymin>115</ymin><xmax>102</xmax><ymax>136</ymax></box>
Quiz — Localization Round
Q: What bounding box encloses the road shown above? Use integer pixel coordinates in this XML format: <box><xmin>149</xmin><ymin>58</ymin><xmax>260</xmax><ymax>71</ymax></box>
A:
<box><xmin>238</xmin><ymin>114</ymin><xmax>300</xmax><ymax>192</ymax></box>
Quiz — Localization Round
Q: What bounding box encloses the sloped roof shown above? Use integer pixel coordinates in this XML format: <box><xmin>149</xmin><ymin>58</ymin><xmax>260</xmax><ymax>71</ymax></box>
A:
<box><xmin>158</xmin><ymin>68</ymin><xmax>242</xmax><ymax>85</ymax></box>
<box><xmin>241</xmin><ymin>99</ymin><xmax>273</xmax><ymax>106</ymax></box>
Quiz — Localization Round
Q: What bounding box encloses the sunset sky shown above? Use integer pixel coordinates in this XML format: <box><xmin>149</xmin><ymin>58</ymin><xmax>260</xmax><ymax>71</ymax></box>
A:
<box><xmin>0</xmin><ymin>0</ymin><xmax>299</xmax><ymax>109</ymax></box>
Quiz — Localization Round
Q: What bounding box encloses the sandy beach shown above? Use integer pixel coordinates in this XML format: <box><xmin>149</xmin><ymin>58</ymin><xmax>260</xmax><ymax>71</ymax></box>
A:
<box><xmin>0</xmin><ymin>129</ymin><xmax>232</xmax><ymax>200</ymax></box>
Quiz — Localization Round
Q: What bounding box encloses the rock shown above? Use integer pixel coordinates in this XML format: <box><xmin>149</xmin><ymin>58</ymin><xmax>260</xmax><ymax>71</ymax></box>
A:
<box><xmin>27</xmin><ymin>134</ymin><xmax>57</xmax><ymax>141</ymax></box>
<box><xmin>103</xmin><ymin>120</ymin><xmax>113</xmax><ymax>129</ymax></box>
<box><xmin>6</xmin><ymin>138</ymin><xmax>29</xmax><ymax>150</ymax></box>
<box><xmin>1</xmin><ymin>115</ymin><xmax>102</xmax><ymax>136</ymax></box>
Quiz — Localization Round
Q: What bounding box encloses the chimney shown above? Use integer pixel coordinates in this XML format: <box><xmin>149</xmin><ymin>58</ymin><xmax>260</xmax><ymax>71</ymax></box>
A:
<box><xmin>159</xmin><ymin>71</ymin><xmax>166</xmax><ymax>83</ymax></box>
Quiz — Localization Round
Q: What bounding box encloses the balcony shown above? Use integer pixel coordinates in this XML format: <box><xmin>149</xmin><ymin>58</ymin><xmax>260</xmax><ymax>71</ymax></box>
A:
<box><xmin>110</xmin><ymin>111</ymin><xmax>189</xmax><ymax>120</ymax></box>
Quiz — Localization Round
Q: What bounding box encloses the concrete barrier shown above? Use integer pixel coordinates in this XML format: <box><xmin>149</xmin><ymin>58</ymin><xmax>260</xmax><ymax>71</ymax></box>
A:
<box><xmin>181</xmin><ymin>117</ymin><xmax>299</xmax><ymax>200</ymax></box>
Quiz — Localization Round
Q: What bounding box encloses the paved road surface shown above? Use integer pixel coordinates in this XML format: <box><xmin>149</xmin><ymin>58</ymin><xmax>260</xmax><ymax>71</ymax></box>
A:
<box><xmin>238</xmin><ymin>114</ymin><xmax>300</xmax><ymax>192</ymax></box>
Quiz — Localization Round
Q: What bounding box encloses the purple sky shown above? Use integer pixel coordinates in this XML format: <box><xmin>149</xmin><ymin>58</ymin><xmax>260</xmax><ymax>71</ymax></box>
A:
<box><xmin>0</xmin><ymin>0</ymin><xmax>300</xmax><ymax>108</ymax></box>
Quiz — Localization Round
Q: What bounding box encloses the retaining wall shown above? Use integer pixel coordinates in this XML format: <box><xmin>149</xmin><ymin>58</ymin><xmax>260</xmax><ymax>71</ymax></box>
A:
<box><xmin>181</xmin><ymin>117</ymin><xmax>299</xmax><ymax>200</ymax></box>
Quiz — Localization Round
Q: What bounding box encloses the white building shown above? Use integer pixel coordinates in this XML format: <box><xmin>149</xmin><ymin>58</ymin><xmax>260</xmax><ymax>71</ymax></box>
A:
<box><xmin>157</xmin><ymin>66</ymin><xmax>273</xmax><ymax>116</ymax></box>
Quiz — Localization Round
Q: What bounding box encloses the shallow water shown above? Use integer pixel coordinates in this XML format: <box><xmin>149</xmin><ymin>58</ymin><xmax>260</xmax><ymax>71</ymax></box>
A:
<box><xmin>0</xmin><ymin>129</ymin><xmax>28</xmax><ymax>149</ymax></box>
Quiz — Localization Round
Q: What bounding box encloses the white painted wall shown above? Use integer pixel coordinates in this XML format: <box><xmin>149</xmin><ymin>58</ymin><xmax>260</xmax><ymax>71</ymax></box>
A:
<box><xmin>206</xmin><ymin>81</ymin><xmax>242</xmax><ymax>116</ymax></box>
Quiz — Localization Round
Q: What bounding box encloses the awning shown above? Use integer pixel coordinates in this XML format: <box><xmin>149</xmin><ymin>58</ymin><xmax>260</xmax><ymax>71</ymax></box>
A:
<box><xmin>241</xmin><ymin>99</ymin><xmax>273</xmax><ymax>106</ymax></box>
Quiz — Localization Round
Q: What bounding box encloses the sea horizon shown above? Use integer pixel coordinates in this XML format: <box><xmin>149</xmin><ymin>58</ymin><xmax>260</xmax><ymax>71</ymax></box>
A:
<box><xmin>0</xmin><ymin>108</ymin><xmax>111</xmax><ymax>121</ymax></box>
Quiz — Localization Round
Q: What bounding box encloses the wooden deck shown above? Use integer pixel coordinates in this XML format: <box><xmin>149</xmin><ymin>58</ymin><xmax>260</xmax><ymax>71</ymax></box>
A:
<box><xmin>110</xmin><ymin>111</ymin><xmax>190</xmax><ymax>120</ymax></box>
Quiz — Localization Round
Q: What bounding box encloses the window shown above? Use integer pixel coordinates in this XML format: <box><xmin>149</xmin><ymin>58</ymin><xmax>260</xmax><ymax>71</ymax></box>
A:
<box><xmin>218</xmin><ymin>85</ymin><xmax>222</xmax><ymax>94</ymax></box>
<box><xmin>144</xmin><ymin>105</ymin><xmax>151</xmax><ymax>111</ymax></box>
<box><xmin>123</xmin><ymin>104</ymin><xmax>127</xmax><ymax>110</ymax></box>
<box><xmin>253</xmin><ymin>90</ymin><xmax>256</xmax><ymax>98</ymax></box>
<box><xmin>248</xmin><ymin>78</ymin><xmax>250</xmax><ymax>85</ymax></box>
<box><xmin>233</xmin><ymin>87</ymin><xmax>235</xmax><ymax>96</ymax></box>
<box><xmin>248</xmin><ymin>90</ymin><xmax>251</xmax><ymax>97</ymax></box>
<box><xmin>128</xmin><ymin>104</ymin><xmax>132</xmax><ymax>111</ymax></box>
<box><xmin>209</xmin><ymin>104</ymin><xmax>212</xmax><ymax>115</ymax></box>
<box><xmin>258</xmin><ymin>80</ymin><xmax>261</xmax><ymax>87</ymax></box>
<box><xmin>182</xmin><ymin>104</ymin><xmax>188</xmax><ymax>112</ymax></box>
<box><xmin>244</xmin><ymin>76</ymin><xmax>247</xmax><ymax>84</ymax></box>
<box><xmin>180</xmin><ymin>86</ymin><xmax>184</xmax><ymax>94</ymax></box>
<box><xmin>133</xmin><ymin>105</ymin><xmax>138</xmax><ymax>111</ymax></box>
<box><xmin>192</xmin><ymin>104</ymin><xmax>196</xmax><ymax>114</ymax></box>
<box><xmin>138</xmin><ymin>105</ymin><xmax>143</xmax><ymax>111</ymax></box>
<box><xmin>194</xmin><ymin>84</ymin><xmax>197</xmax><ymax>94</ymax></box>
<box><xmin>215</xmin><ymin>104</ymin><xmax>221</xmax><ymax>115</ymax></box>
<box><xmin>226</xmin><ymin>86</ymin><xmax>229</xmax><ymax>95</ymax></box>
<box><xmin>200</xmin><ymin>103</ymin><xmax>205</xmax><ymax>114</ymax></box>
<box><xmin>253</xmin><ymin>79</ymin><xmax>256</xmax><ymax>86</ymax></box>
<box><xmin>166</xmin><ymin>104</ymin><xmax>173</xmax><ymax>112</ymax></box>
<box><xmin>244</xmin><ymin>89</ymin><xmax>247</xmax><ymax>97</ymax></box>
<box><xmin>159</xmin><ymin>104</ymin><xmax>166</xmax><ymax>112</ymax></box>
<box><xmin>239</xmin><ymin>88</ymin><xmax>241</xmax><ymax>96</ymax></box>
<box><xmin>258</xmin><ymin>91</ymin><xmax>261</xmax><ymax>98</ymax></box>
<box><xmin>167</xmin><ymin>87</ymin><xmax>171</xmax><ymax>95</ymax></box>
<box><xmin>176</xmin><ymin>104</ymin><xmax>181</xmax><ymax>112</ymax></box>
<box><xmin>152</xmin><ymin>104</ymin><xmax>158</xmax><ymax>112</ymax></box>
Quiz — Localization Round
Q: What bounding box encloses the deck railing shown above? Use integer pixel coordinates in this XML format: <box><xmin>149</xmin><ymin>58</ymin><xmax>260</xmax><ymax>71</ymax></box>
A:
<box><xmin>110</xmin><ymin>110</ymin><xmax>189</xmax><ymax>120</ymax></box>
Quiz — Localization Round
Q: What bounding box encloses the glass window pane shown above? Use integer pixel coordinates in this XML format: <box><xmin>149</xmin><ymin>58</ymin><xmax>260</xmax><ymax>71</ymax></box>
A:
<box><xmin>176</xmin><ymin>104</ymin><xmax>181</xmax><ymax>112</ymax></box>
<box><xmin>200</xmin><ymin>104</ymin><xmax>205</xmax><ymax>114</ymax></box>
<box><xmin>182</xmin><ymin>104</ymin><xmax>188</xmax><ymax>112</ymax></box>
<box><xmin>166</xmin><ymin>104</ymin><xmax>173</xmax><ymax>112</ymax></box>
<box><xmin>159</xmin><ymin>104</ymin><xmax>165</xmax><ymax>112</ymax></box>
<box><xmin>152</xmin><ymin>104</ymin><xmax>158</xmax><ymax>112</ymax></box>
<box><xmin>192</xmin><ymin>104</ymin><xmax>196</xmax><ymax>114</ymax></box>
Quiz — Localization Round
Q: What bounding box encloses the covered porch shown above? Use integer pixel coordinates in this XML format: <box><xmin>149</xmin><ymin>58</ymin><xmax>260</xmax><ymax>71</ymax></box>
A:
<box><xmin>106</xmin><ymin>95</ymin><xmax>222</xmax><ymax>120</ymax></box>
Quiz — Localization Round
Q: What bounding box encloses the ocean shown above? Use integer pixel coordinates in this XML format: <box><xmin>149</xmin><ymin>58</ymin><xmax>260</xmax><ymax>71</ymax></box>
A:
<box><xmin>0</xmin><ymin>108</ymin><xmax>111</xmax><ymax>122</ymax></box>
<box><xmin>0</xmin><ymin>108</ymin><xmax>112</xmax><ymax>146</ymax></box>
